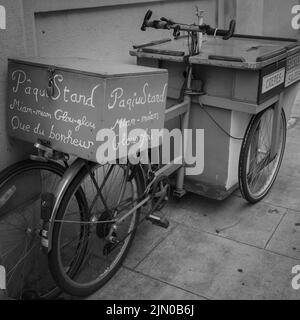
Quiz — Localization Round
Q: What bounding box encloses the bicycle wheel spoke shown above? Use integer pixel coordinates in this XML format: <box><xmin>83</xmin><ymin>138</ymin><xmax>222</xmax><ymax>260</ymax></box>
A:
<box><xmin>115</xmin><ymin>197</ymin><xmax>135</xmax><ymax>214</ymax></box>
<box><xmin>50</xmin><ymin>163</ymin><xmax>140</xmax><ymax>296</ymax></box>
<box><xmin>0</xmin><ymin>161</ymin><xmax>67</xmax><ymax>299</ymax></box>
<box><xmin>240</xmin><ymin>107</ymin><xmax>286</xmax><ymax>202</ymax></box>
<box><xmin>2</xmin><ymin>240</ymin><xmax>24</xmax><ymax>259</ymax></box>
<box><xmin>0</xmin><ymin>221</ymin><xmax>25</xmax><ymax>232</ymax></box>
<box><xmin>18</xmin><ymin>237</ymin><xmax>31</xmax><ymax>299</ymax></box>
<box><xmin>7</xmin><ymin>239</ymin><xmax>37</xmax><ymax>282</ymax></box>
<box><xmin>104</xmin><ymin>166</ymin><xmax>122</xmax><ymax>202</ymax></box>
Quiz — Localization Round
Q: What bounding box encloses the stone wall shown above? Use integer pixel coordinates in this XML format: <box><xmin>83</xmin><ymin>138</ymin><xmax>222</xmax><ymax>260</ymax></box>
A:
<box><xmin>0</xmin><ymin>0</ymin><xmax>216</xmax><ymax>171</ymax></box>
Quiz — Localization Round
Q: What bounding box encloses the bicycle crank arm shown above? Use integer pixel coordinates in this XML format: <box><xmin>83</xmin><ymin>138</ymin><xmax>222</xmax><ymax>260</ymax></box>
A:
<box><xmin>103</xmin><ymin>197</ymin><xmax>170</xmax><ymax>256</ymax></box>
<box><xmin>103</xmin><ymin>211</ymin><xmax>170</xmax><ymax>255</ymax></box>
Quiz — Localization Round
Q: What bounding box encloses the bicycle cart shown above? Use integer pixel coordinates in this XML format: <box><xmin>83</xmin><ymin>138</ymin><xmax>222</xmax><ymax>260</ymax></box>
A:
<box><xmin>2</xmin><ymin>9</ymin><xmax>300</xmax><ymax>298</ymax></box>
<box><xmin>131</xmin><ymin>10</ymin><xmax>300</xmax><ymax>202</ymax></box>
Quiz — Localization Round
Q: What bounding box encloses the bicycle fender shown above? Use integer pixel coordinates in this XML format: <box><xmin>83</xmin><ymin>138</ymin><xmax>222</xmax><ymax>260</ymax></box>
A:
<box><xmin>47</xmin><ymin>158</ymin><xmax>87</xmax><ymax>252</ymax></box>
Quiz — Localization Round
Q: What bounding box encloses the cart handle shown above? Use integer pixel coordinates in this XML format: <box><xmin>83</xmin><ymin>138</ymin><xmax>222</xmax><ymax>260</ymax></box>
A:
<box><xmin>141</xmin><ymin>10</ymin><xmax>236</xmax><ymax>40</ymax></box>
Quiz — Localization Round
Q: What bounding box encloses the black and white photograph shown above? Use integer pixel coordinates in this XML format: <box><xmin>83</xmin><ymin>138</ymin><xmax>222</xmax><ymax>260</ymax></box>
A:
<box><xmin>0</xmin><ymin>0</ymin><xmax>300</xmax><ymax>307</ymax></box>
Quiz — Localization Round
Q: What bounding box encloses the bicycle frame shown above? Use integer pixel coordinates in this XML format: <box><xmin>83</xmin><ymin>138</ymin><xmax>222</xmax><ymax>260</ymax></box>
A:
<box><xmin>41</xmin><ymin>65</ymin><xmax>194</xmax><ymax>252</ymax></box>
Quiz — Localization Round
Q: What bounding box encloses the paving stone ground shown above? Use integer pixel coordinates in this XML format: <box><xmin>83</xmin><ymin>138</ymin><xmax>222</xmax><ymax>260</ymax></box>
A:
<box><xmin>87</xmin><ymin>101</ymin><xmax>300</xmax><ymax>300</ymax></box>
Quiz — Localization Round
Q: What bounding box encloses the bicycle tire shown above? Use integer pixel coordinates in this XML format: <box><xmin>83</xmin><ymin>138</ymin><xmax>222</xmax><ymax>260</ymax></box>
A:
<box><xmin>49</xmin><ymin>162</ymin><xmax>143</xmax><ymax>297</ymax></box>
<box><xmin>0</xmin><ymin>159</ymin><xmax>66</xmax><ymax>299</ymax></box>
<box><xmin>239</xmin><ymin>107</ymin><xmax>286</xmax><ymax>203</ymax></box>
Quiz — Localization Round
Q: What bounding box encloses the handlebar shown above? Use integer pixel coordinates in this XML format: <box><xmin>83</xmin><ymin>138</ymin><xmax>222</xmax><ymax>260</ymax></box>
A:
<box><xmin>141</xmin><ymin>10</ymin><xmax>236</xmax><ymax>40</ymax></box>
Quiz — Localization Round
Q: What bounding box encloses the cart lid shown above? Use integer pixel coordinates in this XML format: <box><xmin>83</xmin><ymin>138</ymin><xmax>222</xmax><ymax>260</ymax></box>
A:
<box><xmin>8</xmin><ymin>57</ymin><xmax>167</xmax><ymax>77</ymax></box>
<box><xmin>131</xmin><ymin>35</ymin><xmax>300</xmax><ymax>70</ymax></box>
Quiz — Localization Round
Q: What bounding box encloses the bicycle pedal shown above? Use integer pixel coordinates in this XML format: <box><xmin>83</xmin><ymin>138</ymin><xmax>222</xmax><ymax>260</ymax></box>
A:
<box><xmin>146</xmin><ymin>214</ymin><xmax>169</xmax><ymax>229</ymax></box>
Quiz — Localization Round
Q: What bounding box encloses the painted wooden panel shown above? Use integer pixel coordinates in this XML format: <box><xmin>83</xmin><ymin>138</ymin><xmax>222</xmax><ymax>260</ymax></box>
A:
<box><xmin>7</xmin><ymin>58</ymin><xmax>168</xmax><ymax>162</ymax></box>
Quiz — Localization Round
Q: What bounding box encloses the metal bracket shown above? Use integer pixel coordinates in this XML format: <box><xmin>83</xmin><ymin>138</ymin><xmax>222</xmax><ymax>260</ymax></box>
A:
<box><xmin>31</xmin><ymin>141</ymin><xmax>69</xmax><ymax>162</ymax></box>
<box><xmin>41</xmin><ymin>193</ymin><xmax>55</xmax><ymax>221</ymax></box>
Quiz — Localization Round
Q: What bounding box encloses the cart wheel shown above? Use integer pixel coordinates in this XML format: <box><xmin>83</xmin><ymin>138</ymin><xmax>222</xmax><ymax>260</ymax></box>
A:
<box><xmin>49</xmin><ymin>163</ymin><xmax>143</xmax><ymax>297</ymax></box>
<box><xmin>0</xmin><ymin>160</ymin><xmax>66</xmax><ymax>299</ymax></box>
<box><xmin>239</xmin><ymin>106</ymin><xmax>286</xmax><ymax>203</ymax></box>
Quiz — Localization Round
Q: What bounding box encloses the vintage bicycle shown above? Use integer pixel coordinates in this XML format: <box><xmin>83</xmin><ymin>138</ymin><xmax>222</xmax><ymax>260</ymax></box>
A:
<box><xmin>0</xmin><ymin>9</ymin><xmax>292</xmax><ymax>298</ymax></box>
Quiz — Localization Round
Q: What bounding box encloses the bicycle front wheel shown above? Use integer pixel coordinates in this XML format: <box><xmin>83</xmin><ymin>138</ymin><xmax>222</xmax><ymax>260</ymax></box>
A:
<box><xmin>239</xmin><ymin>106</ymin><xmax>286</xmax><ymax>203</ymax></box>
<box><xmin>0</xmin><ymin>160</ymin><xmax>65</xmax><ymax>299</ymax></box>
<box><xmin>49</xmin><ymin>163</ymin><xmax>143</xmax><ymax>297</ymax></box>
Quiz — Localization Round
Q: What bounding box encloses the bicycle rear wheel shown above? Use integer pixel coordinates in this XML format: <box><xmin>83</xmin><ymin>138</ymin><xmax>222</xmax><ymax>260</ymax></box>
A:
<box><xmin>239</xmin><ymin>106</ymin><xmax>286</xmax><ymax>203</ymax></box>
<box><xmin>0</xmin><ymin>160</ymin><xmax>65</xmax><ymax>299</ymax></box>
<box><xmin>49</xmin><ymin>163</ymin><xmax>143</xmax><ymax>297</ymax></box>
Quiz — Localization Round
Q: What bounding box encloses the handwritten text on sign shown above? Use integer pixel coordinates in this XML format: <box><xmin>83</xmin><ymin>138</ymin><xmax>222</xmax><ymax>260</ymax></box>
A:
<box><xmin>7</xmin><ymin>61</ymin><xmax>167</xmax><ymax>162</ymax></box>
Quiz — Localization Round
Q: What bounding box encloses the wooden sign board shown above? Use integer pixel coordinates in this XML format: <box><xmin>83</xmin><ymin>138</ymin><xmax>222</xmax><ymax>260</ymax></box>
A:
<box><xmin>7</xmin><ymin>58</ymin><xmax>168</xmax><ymax>163</ymax></box>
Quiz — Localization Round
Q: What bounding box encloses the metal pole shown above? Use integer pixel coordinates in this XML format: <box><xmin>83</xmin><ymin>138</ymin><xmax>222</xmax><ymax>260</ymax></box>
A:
<box><xmin>174</xmin><ymin>66</ymin><xmax>192</xmax><ymax>198</ymax></box>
